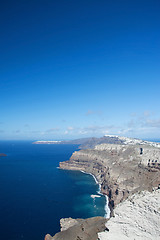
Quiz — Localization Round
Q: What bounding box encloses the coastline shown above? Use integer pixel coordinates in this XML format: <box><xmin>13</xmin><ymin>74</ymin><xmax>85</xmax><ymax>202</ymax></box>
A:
<box><xmin>51</xmin><ymin>138</ymin><xmax>160</xmax><ymax>240</ymax></box>
<box><xmin>80</xmin><ymin>170</ymin><xmax>110</xmax><ymax>219</ymax></box>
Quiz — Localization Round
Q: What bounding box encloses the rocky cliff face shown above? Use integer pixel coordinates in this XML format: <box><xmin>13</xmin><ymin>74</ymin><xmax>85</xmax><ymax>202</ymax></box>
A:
<box><xmin>60</xmin><ymin>143</ymin><xmax>160</xmax><ymax>212</ymax></box>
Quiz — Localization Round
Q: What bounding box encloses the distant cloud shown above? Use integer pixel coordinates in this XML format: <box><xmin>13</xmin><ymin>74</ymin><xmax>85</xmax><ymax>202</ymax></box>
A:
<box><xmin>143</xmin><ymin>111</ymin><xmax>151</xmax><ymax>117</ymax></box>
<box><xmin>85</xmin><ymin>110</ymin><xmax>95</xmax><ymax>116</ymax></box>
<box><xmin>124</xmin><ymin>111</ymin><xmax>160</xmax><ymax>138</ymax></box>
<box><xmin>71</xmin><ymin>111</ymin><xmax>160</xmax><ymax>138</ymax></box>
<box><xmin>131</xmin><ymin>111</ymin><xmax>152</xmax><ymax>119</ymax></box>
<box><xmin>130</xmin><ymin>112</ymin><xmax>137</xmax><ymax>117</ymax></box>
<box><xmin>15</xmin><ymin>130</ymin><xmax>21</xmax><ymax>133</ymax></box>
<box><xmin>85</xmin><ymin>110</ymin><xmax>102</xmax><ymax>116</ymax></box>
<box><xmin>145</xmin><ymin>119</ymin><xmax>160</xmax><ymax>128</ymax></box>
<box><xmin>136</xmin><ymin>112</ymin><xmax>160</xmax><ymax>129</ymax></box>
<box><xmin>118</xmin><ymin>128</ymin><xmax>134</xmax><ymax>135</ymax></box>
<box><xmin>78</xmin><ymin>126</ymin><xmax>106</xmax><ymax>134</ymax></box>
<box><xmin>31</xmin><ymin>130</ymin><xmax>41</xmax><ymax>134</ymax></box>
<box><xmin>64</xmin><ymin>125</ymin><xmax>115</xmax><ymax>136</ymax></box>
<box><xmin>127</xmin><ymin>119</ymin><xmax>137</xmax><ymax>128</ymax></box>
<box><xmin>67</xmin><ymin>126</ymin><xmax>74</xmax><ymax>131</ymax></box>
<box><xmin>24</xmin><ymin>124</ymin><xmax>30</xmax><ymax>128</ymax></box>
<box><xmin>64</xmin><ymin>126</ymin><xmax>74</xmax><ymax>135</ymax></box>
<box><xmin>46</xmin><ymin>128</ymin><xmax>60</xmax><ymax>133</ymax></box>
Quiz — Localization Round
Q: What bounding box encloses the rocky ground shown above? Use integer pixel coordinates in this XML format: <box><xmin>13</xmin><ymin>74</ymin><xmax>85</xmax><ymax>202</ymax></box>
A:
<box><xmin>98</xmin><ymin>189</ymin><xmax>160</xmax><ymax>240</ymax></box>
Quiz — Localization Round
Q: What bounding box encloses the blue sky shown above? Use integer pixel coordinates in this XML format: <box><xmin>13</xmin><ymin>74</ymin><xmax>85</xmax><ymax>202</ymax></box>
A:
<box><xmin>0</xmin><ymin>0</ymin><xmax>160</xmax><ymax>140</ymax></box>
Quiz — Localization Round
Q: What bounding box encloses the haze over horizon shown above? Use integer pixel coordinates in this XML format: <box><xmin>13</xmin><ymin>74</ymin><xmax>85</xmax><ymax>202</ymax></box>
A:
<box><xmin>0</xmin><ymin>0</ymin><xmax>160</xmax><ymax>140</ymax></box>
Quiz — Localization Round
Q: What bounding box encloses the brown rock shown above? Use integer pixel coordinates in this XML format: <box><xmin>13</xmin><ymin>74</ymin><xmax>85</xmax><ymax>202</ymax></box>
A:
<box><xmin>44</xmin><ymin>234</ymin><xmax>53</xmax><ymax>240</ymax></box>
<box><xmin>44</xmin><ymin>217</ymin><xmax>107</xmax><ymax>240</ymax></box>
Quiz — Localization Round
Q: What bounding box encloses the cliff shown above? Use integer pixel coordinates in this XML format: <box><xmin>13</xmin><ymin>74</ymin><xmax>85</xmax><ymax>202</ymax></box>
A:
<box><xmin>60</xmin><ymin>143</ymin><xmax>160</xmax><ymax>211</ymax></box>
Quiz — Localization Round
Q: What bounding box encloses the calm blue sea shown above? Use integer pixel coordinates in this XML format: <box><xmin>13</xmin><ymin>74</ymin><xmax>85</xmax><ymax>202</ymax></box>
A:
<box><xmin>0</xmin><ymin>141</ymin><xmax>106</xmax><ymax>240</ymax></box>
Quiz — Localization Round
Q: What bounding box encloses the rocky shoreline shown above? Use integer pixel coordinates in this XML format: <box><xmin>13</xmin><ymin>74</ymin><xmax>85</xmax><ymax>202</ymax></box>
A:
<box><xmin>45</xmin><ymin>137</ymin><xmax>160</xmax><ymax>240</ymax></box>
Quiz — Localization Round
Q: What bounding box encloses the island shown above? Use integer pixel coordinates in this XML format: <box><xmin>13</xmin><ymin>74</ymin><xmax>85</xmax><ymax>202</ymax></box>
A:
<box><xmin>0</xmin><ymin>153</ymin><xmax>7</xmax><ymax>157</ymax></box>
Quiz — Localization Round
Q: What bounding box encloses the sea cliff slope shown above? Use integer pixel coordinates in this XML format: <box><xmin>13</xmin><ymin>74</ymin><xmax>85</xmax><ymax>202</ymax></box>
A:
<box><xmin>60</xmin><ymin>141</ymin><xmax>160</xmax><ymax>210</ymax></box>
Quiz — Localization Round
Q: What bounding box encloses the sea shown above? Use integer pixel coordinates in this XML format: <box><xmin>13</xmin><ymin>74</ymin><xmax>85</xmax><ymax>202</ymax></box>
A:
<box><xmin>0</xmin><ymin>141</ymin><xmax>106</xmax><ymax>240</ymax></box>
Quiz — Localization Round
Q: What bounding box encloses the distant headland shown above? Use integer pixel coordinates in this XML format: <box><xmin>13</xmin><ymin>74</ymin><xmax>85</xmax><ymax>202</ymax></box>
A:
<box><xmin>33</xmin><ymin>135</ymin><xmax>160</xmax><ymax>149</ymax></box>
<box><xmin>33</xmin><ymin>140</ymin><xmax>62</xmax><ymax>144</ymax></box>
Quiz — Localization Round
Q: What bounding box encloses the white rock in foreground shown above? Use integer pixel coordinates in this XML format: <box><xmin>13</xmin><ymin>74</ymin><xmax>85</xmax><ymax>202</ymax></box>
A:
<box><xmin>98</xmin><ymin>189</ymin><xmax>160</xmax><ymax>240</ymax></box>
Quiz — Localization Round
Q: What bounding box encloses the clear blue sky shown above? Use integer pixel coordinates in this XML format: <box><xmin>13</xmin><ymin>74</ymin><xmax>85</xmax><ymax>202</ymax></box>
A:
<box><xmin>0</xmin><ymin>0</ymin><xmax>160</xmax><ymax>140</ymax></box>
